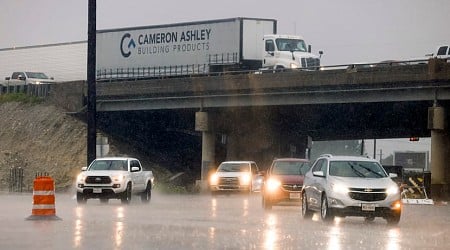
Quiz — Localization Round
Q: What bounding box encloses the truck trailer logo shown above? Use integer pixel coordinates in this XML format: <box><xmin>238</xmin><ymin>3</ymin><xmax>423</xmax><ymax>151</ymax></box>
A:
<box><xmin>120</xmin><ymin>33</ymin><xmax>136</xmax><ymax>58</ymax></box>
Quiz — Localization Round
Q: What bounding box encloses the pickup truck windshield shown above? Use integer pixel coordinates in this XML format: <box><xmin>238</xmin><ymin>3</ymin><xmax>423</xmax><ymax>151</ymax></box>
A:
<box><xmin>89</xmin><ymin>160</ymin><xmax>128</xmax><ymax>171</ymax></box>
<box><xmin>218</xmin><ymin>163</ymin><xmax>249</xmax><ymax>172</ymax></box>
<box><xmin>276</xmin><ymin>38</ymin><xmax>307</xmax><ymax>52</ymax></box>
<box><xmin>25</xmin><ymin>72</ymin><xmax>49</xmax><ymax>79</ymax></box>
<box><xmin>329</xmin><ymin>161</ymin><xmax>387</xmax><ymax>178</ymax></box>
<box><xmin>272</xmin><ymin>161</ymin><xmax>310</xmax><ymax>175</ymax></box>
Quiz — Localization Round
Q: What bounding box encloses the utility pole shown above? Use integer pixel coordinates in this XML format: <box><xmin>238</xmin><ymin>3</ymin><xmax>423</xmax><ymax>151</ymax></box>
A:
<box><xmin>87</xmin><ymin>0</ymin><xmax>97</xmax><ymax>165</ymax></box>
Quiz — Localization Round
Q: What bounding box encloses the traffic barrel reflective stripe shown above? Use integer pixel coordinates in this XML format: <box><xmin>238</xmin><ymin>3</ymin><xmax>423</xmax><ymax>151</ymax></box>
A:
<box><xmin>26</xmin><ymin>176</ymin><xmax>61</xmax><ymax>220</ymax></box>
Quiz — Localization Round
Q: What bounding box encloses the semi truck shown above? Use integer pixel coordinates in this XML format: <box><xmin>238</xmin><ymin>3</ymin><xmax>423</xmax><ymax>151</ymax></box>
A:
<box><xmin>96</xmin><ymin>17</ymin><xmax>321</xmax><ymax>80</ymax></box>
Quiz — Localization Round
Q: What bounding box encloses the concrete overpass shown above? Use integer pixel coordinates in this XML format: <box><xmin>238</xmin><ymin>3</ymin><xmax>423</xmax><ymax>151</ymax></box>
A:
<box><xmin>54</xmin><ymin>59</ymin><xmax>450</xmax><ymax>199</ymax></box>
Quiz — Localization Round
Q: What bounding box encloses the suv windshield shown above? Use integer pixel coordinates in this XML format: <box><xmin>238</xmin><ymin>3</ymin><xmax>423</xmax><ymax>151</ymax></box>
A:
<box><xmin>218</xmin><ymin>163</ymin><xmax>249</xmax><ymax>172</ymax></box>
<box><xmin>272</xmin><ymin>161</ymin><xmax>310</xmax><ymax>175</ymax></box>
<box><xmin>329</xmin><ymin>161</ymin><xmax>387</xmax><ymax>178</ymax></box>
<box><xmin>89</xmin><ymin>160</ymin><xmax>128</xmax><ymax>171</ymax></box>
<box><xmin>276</xmin><ymin>38</ymin><xmax>307</xmax><ymax>52</ymax></box>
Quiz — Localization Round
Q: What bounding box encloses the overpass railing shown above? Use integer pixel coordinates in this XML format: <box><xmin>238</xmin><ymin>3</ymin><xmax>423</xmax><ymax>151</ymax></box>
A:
<box><xmin>0</xmin><ymin>84</ymin><xmax>51</xmax><ymax>97</ymax></box>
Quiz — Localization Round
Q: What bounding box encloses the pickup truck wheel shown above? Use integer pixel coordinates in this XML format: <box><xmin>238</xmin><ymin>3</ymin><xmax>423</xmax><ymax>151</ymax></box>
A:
<box><xmin>121</xmin><ymin>183</ymin><xmax>132</xmax><ymax>204</ymax></box>
<box><xmin>141</xmin><ymin>182</ymin><xmax>152</xmax><ymax>203</ymax></box>
<box><xmin>76</xmin><ymin>192</ymin><xmax>87</xmax><ymax>204</ymax></box>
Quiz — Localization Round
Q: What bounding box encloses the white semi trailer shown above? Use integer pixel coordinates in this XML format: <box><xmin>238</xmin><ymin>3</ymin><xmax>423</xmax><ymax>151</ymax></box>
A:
<box><xmin>96</xmin><ymin>17</ymin><xmax>320</xmax><ymax>80</ymax></box>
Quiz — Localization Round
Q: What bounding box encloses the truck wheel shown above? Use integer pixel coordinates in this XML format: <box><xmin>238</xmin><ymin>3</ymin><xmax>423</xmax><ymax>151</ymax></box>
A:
<box><xmin>76</xmin><ymin>192</ymin><xmax>87</xmax><ymax>204</ymax></box>
<box><xmin>141</xmin><ymin>182</ymin><xmax>152</xmax><ymax>203</ymax></box>
<box><xmin>121</xmin><ymin>183</ymin><xmax>132</xmax><ymax>204</ymax></box>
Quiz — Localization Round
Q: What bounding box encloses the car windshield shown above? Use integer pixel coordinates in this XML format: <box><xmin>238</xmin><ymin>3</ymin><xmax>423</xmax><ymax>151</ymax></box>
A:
<box><xmin>276</xmin><ymin>38</ymin><xmax>307</xmax><ymax>52</ymax></box>
<box><xmin>89</xmin><ymin>160</ymin><xmax>128</xmax><ymax>171</ymax></box>
<box><xmin>217</xmin><ymin>163</ymin><xmax>249</xmax><ymax>172</ymax></box>
<box><xmin>329</xmin><ymin>161</ymin><xmax>387</xmax><ymax>178</ymax></box>
<box><xmin>272</xmin><ymin>161</ymin><xmax>310</xmax><ymax>175</ymax></box>
<box><xmin>25</xmin><ymin>72</ymin><xmax>49</xmax><ymax>79</ymax></box>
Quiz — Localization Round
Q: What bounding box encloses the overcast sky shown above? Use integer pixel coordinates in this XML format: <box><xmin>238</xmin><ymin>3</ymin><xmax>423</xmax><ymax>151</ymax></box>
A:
<box><xmin>1</xmin><ymin>0</ymin><xmax>449</xmax><ymax>65</ymax></box>
<box><xmin>0</xmin><ymin>0</ymin><xmax>441</xmax><ymax>156</ymax></box>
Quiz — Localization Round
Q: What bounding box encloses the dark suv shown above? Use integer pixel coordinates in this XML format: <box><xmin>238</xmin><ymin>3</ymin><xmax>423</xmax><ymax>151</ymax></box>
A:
<box><xmin>262</xmin><ymin>158</ymin><xmax>310</xmax><ymax>210</ymax></box>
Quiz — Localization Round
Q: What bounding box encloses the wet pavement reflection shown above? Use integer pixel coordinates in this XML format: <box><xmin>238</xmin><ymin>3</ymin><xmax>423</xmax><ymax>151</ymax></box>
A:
<box><xmin>0</xmin><ymin>192</ymin><xmax>449</xmax><ymax>249</ymax></box>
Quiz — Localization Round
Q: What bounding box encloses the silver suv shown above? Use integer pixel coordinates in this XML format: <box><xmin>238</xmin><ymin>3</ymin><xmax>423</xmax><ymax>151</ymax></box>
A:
<box><xmin>302</xmin><ymin>154</ymin><xmax>401</xmax><ymax>224</ymax></box>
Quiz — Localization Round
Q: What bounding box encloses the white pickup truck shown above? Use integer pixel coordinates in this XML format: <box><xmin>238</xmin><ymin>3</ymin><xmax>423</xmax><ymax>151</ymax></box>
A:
<box><xmin>76</xmin><ymin>157</ymin><xmax>155</xmax><ymax>204</ymax></box>
<box><xmin>2</xmin><ymin>71</ymin><xmax>55</xmax><ymax>86</ymax></box>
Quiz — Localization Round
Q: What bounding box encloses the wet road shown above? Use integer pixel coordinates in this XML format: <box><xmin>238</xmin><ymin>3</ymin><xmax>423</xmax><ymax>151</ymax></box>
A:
<box><xmin>0</xmin><ymin>191</ymin><xmax>449</xmax><ymax>249</ymax></box>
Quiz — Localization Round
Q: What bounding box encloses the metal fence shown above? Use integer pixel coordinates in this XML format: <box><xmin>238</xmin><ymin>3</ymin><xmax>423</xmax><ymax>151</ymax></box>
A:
<box><xmin>9</xmin><ymin>167</ymin><xmax>24</xmax><ymax>192</ymax></box>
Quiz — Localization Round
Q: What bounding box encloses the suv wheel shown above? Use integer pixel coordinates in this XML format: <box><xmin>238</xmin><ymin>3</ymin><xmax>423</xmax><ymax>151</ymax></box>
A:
<box><xmin>301</xmin><ymin>192</ymin><xmax>313</xmax><ymax>219</ymax></box>
<box><xmin>320</xmin><ymin>194</ymin><xmax>334</xmax><ymax>222</ymax></box>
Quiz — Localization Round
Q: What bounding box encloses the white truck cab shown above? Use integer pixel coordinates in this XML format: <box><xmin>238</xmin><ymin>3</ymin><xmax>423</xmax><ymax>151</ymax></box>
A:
<box><xmin>263</xmin><ymin>34</ymin><xmax>321</xmax><ymax>70</ymax></box>
<box><xmin>3</xmin><ymin>71</ymin><xmax>55</xmax><ymax>86</ymax></box>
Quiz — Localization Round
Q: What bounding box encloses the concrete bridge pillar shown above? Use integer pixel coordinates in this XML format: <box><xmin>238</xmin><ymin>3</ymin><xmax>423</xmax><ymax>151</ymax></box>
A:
<box><xmin>195</xmin><ymin>111</ymin><xmax>215</xmax><ymax>191</ymax></box>
<box><xmin>428</xmin><ymin>105</ymin><xmax>450</xmax><ymax>200</ymax></box>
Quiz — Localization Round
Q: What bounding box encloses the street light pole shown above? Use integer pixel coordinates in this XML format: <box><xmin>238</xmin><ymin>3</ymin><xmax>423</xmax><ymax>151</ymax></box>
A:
<box><xmin>87</xmin><ymin>0</ymin><xmax>97</xmax><ymax>165</ymax></box>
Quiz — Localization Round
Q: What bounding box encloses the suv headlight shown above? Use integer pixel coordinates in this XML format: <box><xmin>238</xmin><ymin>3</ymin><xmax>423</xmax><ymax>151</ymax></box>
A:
<box><xmin>332</xmin><ymin>183</ymin><xmax>349</xmax><ymax>194</ymax></box>
<box><xmin>387</xmin><ymin>185</ymin><xmax>399</xmax><ymax>195</ymax></box>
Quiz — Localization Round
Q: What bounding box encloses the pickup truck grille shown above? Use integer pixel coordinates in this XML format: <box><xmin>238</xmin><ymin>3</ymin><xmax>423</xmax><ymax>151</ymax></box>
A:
<box><xmin>348</xmin><ymin>188</ymin><xmax>387</xmax><ymax>201</ymax></box>
<box><xmin>85</xmin><ymin>176</ymin><xmax>112</xmax><ymax>184</ymax></box>
<box><xmin>282</xmin><ymin>184</ymin><xmax>302</xmax><ymax>192</ymax></box>
<box><xmin>218</xmin><ymin>177</ymin><xmax>239</xmax><ymax>186</ymax></box>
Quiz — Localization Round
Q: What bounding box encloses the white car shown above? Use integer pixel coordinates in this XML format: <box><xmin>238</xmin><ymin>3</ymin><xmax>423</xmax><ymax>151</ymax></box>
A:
<box><xmin>301</xmin><ymin>154</ymin><xmax>401</xmax><ymax>224</ymax></box>
<box><xmin>209</xmin><ymin>161</ymin><xmax>263</xmax><ymax>194</ymax></box>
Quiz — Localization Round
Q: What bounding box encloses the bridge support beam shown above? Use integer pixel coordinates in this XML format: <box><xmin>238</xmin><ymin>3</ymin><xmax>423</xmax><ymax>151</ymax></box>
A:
<box><xmin>428</xmin><ymin>105</ymin><xmax>450</xmax><ymax>200</ymax></box>
<box><xmin>195</xmin><ymin>111</ymin><xmax>215</xmax><ymax>192</ymax></box>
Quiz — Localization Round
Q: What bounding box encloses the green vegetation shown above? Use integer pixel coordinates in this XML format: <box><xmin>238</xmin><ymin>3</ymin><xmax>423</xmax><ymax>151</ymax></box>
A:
<box><xmin>0</xmin><ymin>93</ymin><xmax>44</xmax><ymax>104</ymax></box>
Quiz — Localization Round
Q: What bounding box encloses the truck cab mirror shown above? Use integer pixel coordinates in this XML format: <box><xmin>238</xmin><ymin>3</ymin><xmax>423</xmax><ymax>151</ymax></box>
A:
<box><xmin>131</xmin><ymin>166</ymin><xmax>140</xmax><ymax>172</ymax></box>
<box><xmin>18</xmin><ymin>75</ymin><xmax>26</xmax><ymax>80</ymax></box>
<box><xmin>81</xmin><ymin>167</ymin><xmax>87</xmax><ymax>171</ymax></box>
<box><xmin>319</xmin><ymin>50</ymin><xmax>324</xmax><ymax>58</ymax></box>
<box><xmin>5</xmin><ymin>77</ymin><xmax>10</xmax><ymax>80</ymax></box>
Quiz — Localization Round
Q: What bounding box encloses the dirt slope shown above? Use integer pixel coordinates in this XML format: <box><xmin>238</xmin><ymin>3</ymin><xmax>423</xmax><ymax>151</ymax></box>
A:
<box><xmin>0</xmin><ymin>101</ymin><xmax>170</xmax><ymax>191</ymax></box>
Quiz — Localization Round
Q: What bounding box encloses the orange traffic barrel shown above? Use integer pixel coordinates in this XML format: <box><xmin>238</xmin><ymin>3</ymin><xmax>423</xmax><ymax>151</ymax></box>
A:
<box><xmin>26</xmin><ymin>176</ymin><xmax>61</xmax><ymax>220</ymax></box>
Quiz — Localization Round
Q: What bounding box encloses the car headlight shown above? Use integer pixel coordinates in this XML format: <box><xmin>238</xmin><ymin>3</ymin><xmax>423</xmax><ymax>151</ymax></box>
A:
<box><xmin>112</xmin><ymin>175</ymin><xmax>125</xmax><ymax>182</ymax></box>
<box><xmin>290</xmin><ymin>63</ymin><xmax>299</xmax><ymax>69</ymax></box>
<box><xmin>240</xmin><ymin>173</ymin><xmax>251</xmax><ymax>185</ymax></box>
<box><xmin>387</xmin><ymin>185</ymin><xmax>399</xmax><ymax>195</ymax></box>
<box><xmin>332</xmin><ymin>183</ymin><xmax>349</xmax><ymax>194</ymax></box>
<box><xmin>210</xmin><ymin>174</ymin><xmax>218</xmax><ymax>185</ymax></box>
<box><xmin>266</xmin><ymin>178</ymin><xmax>281</xmax><ymax>192</ymax></box>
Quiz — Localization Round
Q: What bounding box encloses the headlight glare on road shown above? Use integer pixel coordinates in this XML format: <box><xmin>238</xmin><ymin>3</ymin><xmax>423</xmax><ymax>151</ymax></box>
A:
<box><xmin>266</xmin><ymin>178</ymin><xmax>281</xmax><ymax>192</ymax></box>
<box><xmin>240</xmin><ymin>173</ymin><xmax>251</xmax><ymax>185</ymax></box>
<box><xmin>210</xmin><ymin>173</ymin><xmax>219</xmax><ymax>185</ymax></box>
<box><xmin>332</xmin><ymin>183</ymin><xmax>349</xmax><ymax>194</ymax></box>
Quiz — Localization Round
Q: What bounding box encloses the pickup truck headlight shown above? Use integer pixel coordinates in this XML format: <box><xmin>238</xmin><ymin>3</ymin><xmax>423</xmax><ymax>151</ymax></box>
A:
<box><xmin>76</xmin><ymin>173</ymin><xmax>86</xmax><ymax>183</ymax></box>
<box><xmin>240</xmin><ymin>173</ymin><xmax>251</xmax><ymax>185</ymax></box>
<box><xmin>266</xmin><ymin>178</ymin><xmax>281</xmax><ymax>192</ymax></box>
<box><xmin>112</xmin><ymin>175</ymin><xmax>125</xmax><ymax>182</ymax></box>
<box><xmin>210</xmin><ymin>173</ymin><xmax>219</xmax><ymax>185</ymax></box>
